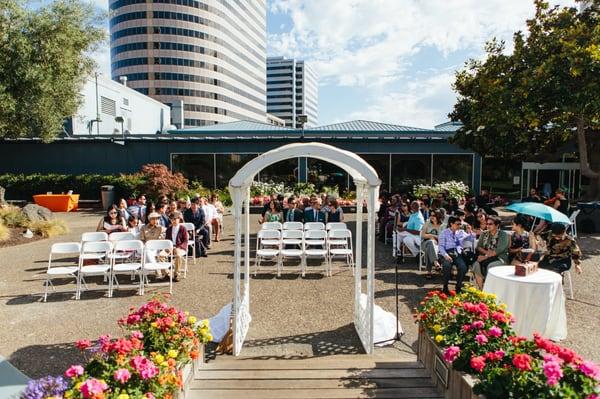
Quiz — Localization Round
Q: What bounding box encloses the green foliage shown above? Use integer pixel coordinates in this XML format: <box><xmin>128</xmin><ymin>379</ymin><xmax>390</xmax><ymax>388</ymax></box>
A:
<box><xmin>0</xmin><ymin>0</ymin><xmax>105</xmax><ymax>141</ymax></box>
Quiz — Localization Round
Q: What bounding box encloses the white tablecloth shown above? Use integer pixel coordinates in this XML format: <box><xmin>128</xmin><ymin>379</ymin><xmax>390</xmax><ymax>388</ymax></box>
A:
<box><xmin>483</xmin><ymin>266</ymin><xmax>567</xmax><ymax>340</ymax></box>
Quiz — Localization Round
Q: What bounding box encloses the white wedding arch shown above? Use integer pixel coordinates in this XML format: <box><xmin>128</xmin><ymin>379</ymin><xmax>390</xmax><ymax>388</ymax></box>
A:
<box><xmin>228</xmin><ymin>142</ymin><xmax>381</xmax><ymax>355</ymax></box>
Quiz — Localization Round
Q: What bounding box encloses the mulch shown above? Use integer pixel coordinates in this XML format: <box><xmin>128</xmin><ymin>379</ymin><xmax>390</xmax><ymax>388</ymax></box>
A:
<box><xmin>0</xmin><ymin>227</ymin><xmax>43</xmax><ymax>248</ymax></box>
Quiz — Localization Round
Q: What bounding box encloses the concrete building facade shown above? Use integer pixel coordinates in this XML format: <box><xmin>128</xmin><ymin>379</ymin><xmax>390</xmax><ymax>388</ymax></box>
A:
<box><xmin>67</xmin><ymin>74</ymin><xmax>170</xmax><ymax>136</ymax></box>
<box><xmin>267</xmin><ymin>57</ymin><xmax>318</xmax><ymax>128</ymax></box>
<box><xmin>109</xmin><ymin>0</ymin><xmax>267</xmax><ymax>128</ymax></box>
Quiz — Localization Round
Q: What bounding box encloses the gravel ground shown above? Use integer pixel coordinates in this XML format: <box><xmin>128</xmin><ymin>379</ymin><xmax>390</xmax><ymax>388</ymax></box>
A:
<box><xmin>0</xmin><ymin>210</ymin><xmax>598</xmax><ymax>378</ymax></box>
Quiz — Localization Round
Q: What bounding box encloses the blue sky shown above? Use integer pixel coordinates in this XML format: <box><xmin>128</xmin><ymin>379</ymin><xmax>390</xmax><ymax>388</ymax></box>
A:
<box><xmin>94</xmin><ymin>0</ymin><xmax>577</xmax><ymax>128</ymax></box>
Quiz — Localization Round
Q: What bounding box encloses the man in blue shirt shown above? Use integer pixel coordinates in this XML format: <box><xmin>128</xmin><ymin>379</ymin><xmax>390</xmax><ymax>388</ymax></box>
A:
<box><xmin>438</xmin><ymin>216</ymin><xmax>475</xmax><ymax>294</ymax></box>
<box><xmin>397</xmin><ymin>201</ymin><xmax>425</xmax><ymax>258</ymax></box>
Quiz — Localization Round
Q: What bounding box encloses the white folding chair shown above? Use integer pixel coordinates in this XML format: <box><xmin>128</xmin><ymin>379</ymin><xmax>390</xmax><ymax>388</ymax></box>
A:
<box><xmin>568</xmin><ymin>209</ymin><xmax>580</xmax><ymax>238</ymax></box>
<box><xmin>109</xmin><ymin>232</ymin><xmax>135</xmax><ymax>242</ymax></box>
<box><xmin>326</xmin><ymin>222</ymin><xmax>347</xmax><ymax>231</ymax></box>
<box><xmin>279</xmin><ymin>229</ymin><xmax>304</xmax><ymax>276</ymax></box>
<box><xmin>283</xmin><ymin>221</ymin><xmax>304</xmax><ymax>231</ymax></box>
<box><xmin>304</xmin><ymin>222</ymin><xmax>325</xmax><ymax>231</ymax></box>
<box><xmin>44</xmin><ymin>242</ymin><xmax>81</xmax><ymax>302</ymax></box>
<box><xmin>254</xmin><ymin>229</ymin><xmax>281</xmax><ymax>275</ymax></box>
<box><xmin>327</xmin><ymin>229</ymin><xmax>355</xmax><ymax>276</ymax></box>
<box><xmin>76</xmin><ymin>241</ymin><xmax>113</xmax><ymax>300</ymax></box>
<box><xmin>142</xmin><ymin>240</ymin><xmax>174</xmax><ymax>294</ymax></box>
<box><xmin>109</xmin><ymin>240</ymin><xmax>143</xmax><ymax>297</ymax></box>
<box><xmin>262</xmin><ymin>222</ymin><xmax>282</xmax><ymax>231</ymax></box>
<box><xmin>184</xmin><ymin>222</ymin><xmax>196</xmax><ymax>265</ymax></box>
<box><xmin>303</xmin><ymin>229</ymin><xmax>328</xmax><ymax>277</ymax></box>
<box><xmin>80</xmin><ymin>232</ymin><xmax>109</xmax><ymax>263</ymax></box>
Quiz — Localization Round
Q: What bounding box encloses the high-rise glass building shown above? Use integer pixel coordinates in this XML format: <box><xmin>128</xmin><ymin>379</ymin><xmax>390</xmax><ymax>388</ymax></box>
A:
<box><xmin>266</xmin><ymin>57</ymin><xmax>318</xmax><ymax>128</ymax></box>
<box><xmin>109</xmin><ymin>0</ymin><xmax>267</xmax><ymax>128</ymax></box>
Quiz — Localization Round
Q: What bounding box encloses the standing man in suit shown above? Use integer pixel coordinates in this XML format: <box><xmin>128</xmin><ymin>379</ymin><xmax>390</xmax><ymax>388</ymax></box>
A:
<box><xmin>284</xmin><ymin>196</ymin><xmax>304</xmax><ymax>223</ymax></box>
<box><xmin>304</xmin><ymin>198</ymin><xmax>326</xmax><ymax>223</ymax></box>
<box><xmin>183</xmin><ymin>198</ymin><xmax>209</xmax><ymax>257</ymax></box>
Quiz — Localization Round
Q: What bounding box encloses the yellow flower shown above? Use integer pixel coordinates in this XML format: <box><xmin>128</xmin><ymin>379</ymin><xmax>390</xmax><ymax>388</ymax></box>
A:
<box><xmin>207</xmin><ymin>333</ymin><xmax>213</xmax><ymax>341</ymax></box>
<box><xmin>161</xmin><ymin>361</ymin><xmax>169</xmax><ymax>367</ymax></box>
<box><xmin>488</xmin><ymin>293</ymin><xmax>497</xmax><ymax>300</ymax></box>
<box><xmin>75</xmin><ymin>382</ymin><xmax>83</xmax><ymax>390</ymax></box>
<box><xmin>151</xmin><ymin>322</ymin><xmax>158</xmax><ymax>328</ymax></box>
<box><xmin>64</xmin><ymin>392</ymin><xmax>73</xmax><ymax>399</ymax></box>
<box><xmin>467</xmin><ymin>286</ymin><xmax>477</xmax><ymax>293</ymax></box>
<box><xmin>117</xmin><ymin>394</ymin><xmax>130</xmax><ymax>399</ymax></box>
<box><xmin>168</xmin><ymin>349</ymin><xmax>179</xmax><ymax>358</ymax></box>
<box><xmin>500</xmin><ymin>303</ymin><xmax>507</xmax><ymax>310</ymax></box>
<box><xmin>435</xmin><ymin>335</ymin><xmax>444</xmax><ymax>343</ymax></box>
<box><xmin>188</xmin><ymin>316</ymin><xmax>197</xmax><ymax>325</ymax></box>
<box><xmin>433</xmin><ymin>324</ymin><xmax>441</xmax><ymax>333</ymax></box>
<box><xmin>154</xmin><ymin>354</ymin><xmax>165</xmax><ymax>364</ymax></box>
<box><xmin>201</xmin><ymin>319</ymin><xmax>210</xmax><ymax>327</ymax></box>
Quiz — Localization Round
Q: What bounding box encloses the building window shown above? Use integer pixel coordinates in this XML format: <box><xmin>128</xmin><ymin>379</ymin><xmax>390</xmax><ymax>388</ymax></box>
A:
<box><xmin>171</xmin><ymin>154</ymin><xmax>216</xmax><ymax>188</ymax></box>
<box><xmin>307</xmin><ymin>159</ymin><xmax>348</xmax><ymax>193</ymax></box>
<box><xmin>215</xmin><ymin>154</ymin><xmax>258</xmax><ymax>188</ymax></box>
<box><xmin>391</xmin><ymin>154</ymin><xmax>431</xmax><ymax>193</ymax></box>
<box><xmin>432</xmin><ymin>154</ymin><xmax>473</xmax><ymax>188</ymax></box>
<box><xmin>260</xmin><ymin>158</ymin><xmax>298</xmax><ymax>186</ymax></box>
<box><xmin>358</xmin><ymin>154</ymin><xmax>390</xmax><ymax>191</ymax></box>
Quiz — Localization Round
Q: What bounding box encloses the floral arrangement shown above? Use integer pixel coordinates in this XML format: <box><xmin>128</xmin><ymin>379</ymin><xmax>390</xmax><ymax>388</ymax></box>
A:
<box><xmin>249</xmin><ymin>181</ymin><xmax>286</xmax><ymax>197</ymax></box>
<box><xmin>413</xmin><ymin>180</ymin><xmax>470</xmax><ymax>200</ymax></box>
<box><xmin>20</xmin><ymin>297</ymin><xmax>211</xmax><ymax>399</ymax></box>
<box><xmin>415</xmin><ymin>287</ymin><xmax>600</xmax><ymax>399</ymax></box>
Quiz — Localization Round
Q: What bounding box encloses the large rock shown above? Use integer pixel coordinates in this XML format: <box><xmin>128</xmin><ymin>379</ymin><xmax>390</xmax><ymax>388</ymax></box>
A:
<box><xmin>21</xmin><ymin>204</ymin><xmax>53</xmax><ymax>222</ymax></box>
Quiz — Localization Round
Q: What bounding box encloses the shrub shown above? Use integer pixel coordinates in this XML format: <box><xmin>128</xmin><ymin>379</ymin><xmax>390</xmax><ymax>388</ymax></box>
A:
<box><xmin>0</xmin><ymin>205</ymin><xmax>29</xmax><ymax>227</ymax></box>
<box><xmin>0</xmin><ymin>223</ymin><xmax>9</xmax><ymax>242</ymax></box>
<box><xmin>140</xmin><ymin>164</ymin><xmax>188</xmax><ymax>200</ymax></box>
<box><xmin>414</xmin><ymin>180</ymin><xmax>470</xmax><ymax>199</ymax></box>
<box><xmin>29</xmin><ymin>219</ymin><xmax>69</xmax><ymax>238</ymax></box>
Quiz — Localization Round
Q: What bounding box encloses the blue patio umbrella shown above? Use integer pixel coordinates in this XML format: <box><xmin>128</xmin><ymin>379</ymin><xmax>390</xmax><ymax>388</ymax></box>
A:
<box><xmin>505</xmin><ymin>202</ymin><xmax>571</xmax><ymax>224</ymax></box>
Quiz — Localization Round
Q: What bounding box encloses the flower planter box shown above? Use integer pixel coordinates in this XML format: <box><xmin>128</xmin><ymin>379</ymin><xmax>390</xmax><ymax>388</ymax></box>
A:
<box><xmin>417</xmin><ymin>328</ymin><xmax>480</xmax><ymax>399</ymax></box>
<box><xmin>175</xmin><ymin>344</ymin><xmax>204</xmax><ymax>399</ymax></box>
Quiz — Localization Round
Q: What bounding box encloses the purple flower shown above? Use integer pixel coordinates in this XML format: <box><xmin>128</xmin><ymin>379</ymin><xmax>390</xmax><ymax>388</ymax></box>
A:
<box><xmin>488</xmin><ymin>326</ymin><xmax>502</xmax><ymax>338</ymax></box>
<box><xmin>20</xmin><ymin>376</ymin><xmax>68</xmax><ymax>399</ymax></box>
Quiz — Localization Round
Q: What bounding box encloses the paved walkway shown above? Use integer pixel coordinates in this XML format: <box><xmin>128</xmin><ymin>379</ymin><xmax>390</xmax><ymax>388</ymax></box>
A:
<box><xmin>0</xmin><ymin>210</ymin><xmax>598</xmax><ymax>378</ymax></box>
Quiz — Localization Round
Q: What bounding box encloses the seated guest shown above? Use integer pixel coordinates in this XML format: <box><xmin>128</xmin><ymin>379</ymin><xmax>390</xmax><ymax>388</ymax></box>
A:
<box><xmin>381</xmin><ymin>196</ymin><xmax>399</xmax><ymax>242</ymax></box>
<box><xmin>539</xmin><ymin>223</ymin><xmax>582</xmax><ymax>274</ymax></box>
<box><xmin>536</xmin><ymin>188</ymin><xmax>569</xmax><ymax>233</ymax></box>
<box><xmin>127</xmin><ymin>215</ymin><xmax>141</xmax><ymax>239</ymax></box>
<box><xmin>473</xmin><ymin>216</ymin><xmax>510</xmax><ymax>289</ymax></box>
<box><xmin>509</xmin><ymin>214</ymin><xmax>538</xmax><ymax>264</ymax></box>
<box><xmin>420</xmin><ymin>198</ymin><xmax>430</xmax><ymax>221</ymax></box>
<box><xmin>201</xmin><ymin>197</ymin><xmax>216</xmax><ymax>246</ymax></box>
<box><xmin>421</xmin><ymin>210</ymin><xmax>445</xmax><ymax>279</ymax></box>
<box><xmin>127</xmin><ymin>194</ymin><xmax>147</xmax><ymax>224</ymax></box>
<box><xmin>140</xmin><ymin>212</ymin><xmax>166</xmax><ymax>267</ymax></box>
<box><xmin>183</xmin><ymin>198</ymin><xmax>209</xmax><ymax>257</ymax></box>
<box><xmin>464</xmin><ymin>202</ymin><xmax>477</xmax><ymax>229</ymax></box>
<box><xmin>156</xmin><ymin>203</ymin><xmax>170</xmax><ymax>228</ymax></box>
<box><xmin>321</xmin><ymin>194</ymin><xmax>331</xmax><ymax>214</ymax></box>
<box><xmin>523</xmin><ymin>188</ymin><xmax>542</xmax><ymax>203</ymax></box>
<box><xmin>327</xmin><ymin>199</ymin><xmax>344</xmax><ymax>223</ymax></box>
<box><xmin>96</xmin><ymin>205</ymin><xmax>127</xmax><ymax>234</ymax></box>
<box><xmin>284</xmin><ymin>197</ymin><xmax>304</xmax><ymax>222</ymax></box>
<box><xmin>438</xmin><ymin>216</ymin><xmax>475</xmax><ymax>294</ymax></box>
<box><xmin>145</xmin><ymin>202</ymin><xmax>156</xmax><ymax>219</ymax></box>
<box><xmin>165</xmin><ymin>211</ymin><xmax>188</xmax><ymax>282</ymax></box>
<box><xmin>397</xmin><ymin>201</ymin><xmax>425</xmax><ymax>258</ymax></box>
<box><xmin>210</xmin><ymin>194</ymin><xmax>225</xmax><ymax>242</ymax></box>
<box><xmin>261</xmin><ymin>194</ymin><xmax>277</xmax><ymax>218</ymax></box>
<box><xmin>262</xmin><ymin>199</ymin><xmax>283</xmax><ymax>223</ymax></box>
<box><xmin>168</xmin><ymin>200</ymin><xmax>178</xmax><ymax>215</ymax></box>
<box><xmin>178</xmin><ymin>198</ymin><xmax>189</xmax><ymax>212</ymax></box>
<box><xmin>474</xmin><ymin>209</ymin><xmax>488</xmax><ymax>236</ymax></box>
<box><xmin>117</xmin><ymin>198</ymin><xmax>131</xmax><ymax>222</ymax></box>
<box><xmin>448</xmin><ymin>198</ymin><xmax>460</xmax><ymax>215</ymax></box>
<box><xmin>304</xmin><ymin>198</ymin><xmax>326</xmax><ymax>223</ymax></box>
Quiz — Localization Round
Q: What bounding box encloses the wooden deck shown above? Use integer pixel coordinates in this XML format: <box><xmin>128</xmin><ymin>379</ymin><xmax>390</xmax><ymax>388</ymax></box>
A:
<box><xmin>187</xmin><ymin>355</ymin><xmax>443</xmax><ymax>399</ymax></box>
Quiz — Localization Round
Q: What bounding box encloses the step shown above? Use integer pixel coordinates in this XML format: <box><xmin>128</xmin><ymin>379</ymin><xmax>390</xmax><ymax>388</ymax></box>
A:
<box><xmin>187</xmin><ymin>387</ymin><xmax>442</xmax><ymax>399</ymax></box>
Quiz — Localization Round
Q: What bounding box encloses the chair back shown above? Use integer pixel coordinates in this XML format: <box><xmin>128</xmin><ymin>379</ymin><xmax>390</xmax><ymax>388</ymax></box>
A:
<box><xmin>326</xmin><ymin>222</ymin><xmax>347</xmax><ymax>231</ymax></box>
<box><xmin>328</xmin><ymin>229</ymin><xmax>352</xmax><ymax>239</ymax></box>
<box><xmin>82</xmin><ymin>240</ymin><xmax>113</xmax><ymax>253</ymax></box>
<box><xmin>305</xmin><ymin>229</ymin><xmax>327</xmax><ymax>240</ymax></box>
<box><xmin>262</xmin><ymin>222</ymin><xmax>282</xmax><ymax>230</ymax></box>
<box><xmin>304</xmin><ymin>222</ymin><xmax>325</xmax><ymax>231</ymax></box>
<box><xmin>145</xmin><ymin>239</ymin><xmax>173</xmax><ymax>251</ymax></box>
<box><xmin>569</xmin><ymin>209</ymin><xmax>580</xmax><ymax>223</ymax></box>
<box><xmin>109</xmin><ymin>232</ymin><xmax>135</xmax><ymax>242</ymax></box>
<box><xmin>183</xmin><ymin>222</ymin><xmax>195</xmax><ymax>231</ymax></box>
<box><xmin>82</xmin><ymin>232</ymin><xmax>108</xmax><ymax>242</ymax></box>
<box><xmin>283</xmin><ymin>221</ymin><xmax>303</xmax><ymax>231</ymax></box>
<box><xmin>282</xmin><ymin>229</ymin><xmax>304</xmax><ymax>240</ymax></box>
<box><xmin>50</xmin><ymin>242</ymin><xmax>81</xmax><ymax>255</ymax></box>
<box><xmin>113</xmin><ymin>239</ymin><xmax>144</xmax><ymax>252</ymax></box>
<box><xmin>257</xmin><ymin>229</ymin><xmax>281</xmax><ymax>240</ymax></box>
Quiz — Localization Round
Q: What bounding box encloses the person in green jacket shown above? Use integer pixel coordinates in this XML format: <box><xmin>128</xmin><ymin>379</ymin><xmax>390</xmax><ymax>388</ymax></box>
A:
<box><xmin>473</xmin><ymin>215</ymin><xmax>509</xmax><ymax>289</ymax></box>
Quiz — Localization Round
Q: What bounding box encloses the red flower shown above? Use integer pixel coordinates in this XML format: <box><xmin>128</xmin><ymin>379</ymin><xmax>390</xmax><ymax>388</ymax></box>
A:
<box><xmin>512</xmin><ymin>354</ymin><xmax>533</xmax><ymax>371</ymax></box>
<box><xmin>470</xmin><ymin>356</ymin><xmax>487</xmax><ymax>373</ymax></box>
<box><xmin>557</xmin><ymin>347</ymin><xmax>580</xmax><ymax>364</ymax></box>
<box><xmin>75</xmin><ymin>339</ymin><xmax>92</xmax><ymax>350</ymax></box>
<box><xmin>449</xmin><ymin>290</ymin><xmax>456</xmax><ymax>296</ymax></box>
<box><xmin>439</xmin><ymin>293</ymin><xmax>448</xmax><ymax>301</ymax></box>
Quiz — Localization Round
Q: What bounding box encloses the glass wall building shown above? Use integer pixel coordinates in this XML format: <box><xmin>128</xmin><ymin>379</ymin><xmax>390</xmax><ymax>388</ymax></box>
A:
<box><xmin>267</xmin><ymin>57</ymin><xmax>318</xmax><ymax>128</ymax></box>
<box><xmin>109</xmin><ymin>0</ymin><xmax>267</xmax><ymax>127</ymax></box>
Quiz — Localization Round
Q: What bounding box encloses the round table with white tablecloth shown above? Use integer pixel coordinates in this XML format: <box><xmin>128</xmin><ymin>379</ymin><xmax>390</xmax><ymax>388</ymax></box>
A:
<box><xmin>483</xmin><ymin>266</ymin><xmax>567</xmax><ymax>341</ymax></box>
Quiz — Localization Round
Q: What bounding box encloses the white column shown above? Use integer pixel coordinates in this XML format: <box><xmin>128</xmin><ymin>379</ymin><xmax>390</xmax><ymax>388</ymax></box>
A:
<box><xmin>354</xmin><ymin>182</ymin><xmax>365</xmax><ymax>308</ymax></box>
<box><xmin>244</xmin><ymin>185</ymin><xmax>251</xmax><ymax>296</ymax></box>
<box><xmin>366</xmin><ymin>185</ymin><xmax>377</xmax><ymax>354</ymax></box>
<box><xmin>230</xmin><ymin>187</ymin><xmax>243</xmax><ymax>356</ymax></box>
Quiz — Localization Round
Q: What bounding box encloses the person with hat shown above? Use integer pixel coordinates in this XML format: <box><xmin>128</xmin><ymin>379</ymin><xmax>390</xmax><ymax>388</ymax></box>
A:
<box><xmin>140</xmin><ymin>211</ymin><xmax>166</xmax><ymax>268</ymax></box>
<box><xmin>165</xmin><ymin>211</ymin><xmax>188</xmax><ymax>282</ymax></box>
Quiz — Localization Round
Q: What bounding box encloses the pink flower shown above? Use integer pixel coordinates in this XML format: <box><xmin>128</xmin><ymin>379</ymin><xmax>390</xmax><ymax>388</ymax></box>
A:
<box><xmin>470</xmin><ymin>355</ymin><xmax>487</xmax><ymax>373</ymax></box>
<box><xmin>491</xmin><ymin>311</ymin><xmax>507</xmax><ymax>324</ymax></box>
<box><xmin>64</xmin><ymin>365</ymin><xmax>84</xmax><ymax>378</ymax></box>
<box><xmin>443</xmin><ymin>346</ymin><xmax>461</xmax><ymax>363</ymax></box>
<box><xmin>75</xmin><ymin>339</ymin><xmax>91</xmax><ymax>350</ymax></box>
<box><xmin>127</xmin><ymin>314</ymin><xmax>141</xmax><ymax>324</ymax></box>
<box><xmin>475</xmin><ymin>334</ymin><xmax>488</xmax><ymax>345</ymax></box>
<box><xmin>79</xmin><ymin>378</ymin><xmax>108</xmax><ymax>398</ymax></box>
<box><xmin>579</xmin><ymin>361</ymin><xmax>600</xmax><ymax>381</ymax></box>
<box><xmin>130</xmin><ymin>355</ymin><xmax>159</xmax><ymax>380</ymax></box>
<box><xmin>114</xmin><ymin>368</ymin><xmax>131</xmax><ymax>384</ymax></box>
<box><xmin>488</xmin><ymin>326</ymin><xmax>502</xmax><ymax>338</ymax></box>
<box><xmin>587</xmin><ymin>395</ymin><xmax>599</xmax><ymax>399</ymax></box>
<box><xmin>471</xmin><ymin>320</ymin><xmax>484</xmax><ymax>329</ymax></box>
<box><xmin>145</xmin><ymin>393</ymin><xmax>155</xmax><ymax>399</ymax></box>
<box><xmin>543</xmin><ymin>358</ymin><xmax>564</xmax><ymax>386</ymax></box>
<box><xmin>462</xmin><ymin>324</ymin><xmax>471</xmax><ymax>332</ymax></box>
<box><xmin>485</xmin><ymin>350</ymin><xmax>505</xmax><ymax>362</ymax></box>
<box><xmin>512</xmin><ymin>353</ymin><xmax>533</xmax><ymax>371</ymax></box>
<box><xmin>449</xmin><ymin>308</ymin><xmax>458</xmax><ymax>315</ymax></box>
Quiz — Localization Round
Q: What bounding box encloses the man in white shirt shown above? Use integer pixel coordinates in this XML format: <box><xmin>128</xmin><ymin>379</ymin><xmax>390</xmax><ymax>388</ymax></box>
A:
<box><xmin>201</xmin><ymin>197</ymin><xmax>216</xmax><ymax>247</ymax></box>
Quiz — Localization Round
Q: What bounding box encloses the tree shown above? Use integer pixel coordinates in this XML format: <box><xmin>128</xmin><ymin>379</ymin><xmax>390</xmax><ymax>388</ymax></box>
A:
<box><xmin>140</xmin><ymin>164</ymin><xmax>189</xmax><ymax>199</ymax></box>
<box><xmin>450</xmin><ymin>0</ymin><xmax>600</xmax><ymax>198</ymax></box>
<box><xmin>0</xmin><ymin>0</ymin><xmax>105</xmax><ymax>141</ymax></box>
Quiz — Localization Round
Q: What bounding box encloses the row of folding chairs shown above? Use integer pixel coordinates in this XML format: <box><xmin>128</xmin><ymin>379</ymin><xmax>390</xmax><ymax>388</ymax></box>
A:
<box><xmin>262</xmin><ymin>222</ymin><xmax>347</xmax><ymax>232</ymax></box>
<box><xmin>44</xmin><ymin>239</ymin><xmax>181</xmax><ymax>302</ymax></box>
<box><xmin>255</xmin><ymin>228</ymin><xmax>354</xmax><ymax>277</ymax></box>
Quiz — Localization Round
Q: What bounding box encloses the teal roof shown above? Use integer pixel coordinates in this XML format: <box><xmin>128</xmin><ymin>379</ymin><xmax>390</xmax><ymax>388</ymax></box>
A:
<box><xmin>308</xmin><ymin>120</ymin><xmax>429</xmax><ymax>133</ymax></box>
<box><xmin>434</xmin><ymin>121</ymin><xmax>462</xmax><ymax>132</ymax></box>
<box><xmin>173</xmin><ymin>120</ymin><xmax>292</xmax><ymax>133</ymax></box>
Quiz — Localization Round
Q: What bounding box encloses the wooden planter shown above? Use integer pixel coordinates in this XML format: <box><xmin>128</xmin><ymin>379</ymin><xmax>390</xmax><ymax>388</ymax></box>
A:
<box><xmin>175</xmin><ymin>344</ymin><xmax>204</xmax><ymax>399</ymax></box>
<box><xmin>417</xmin><ymin>328</ymin><xmax>480</xmax><ymax>399</ymax></box>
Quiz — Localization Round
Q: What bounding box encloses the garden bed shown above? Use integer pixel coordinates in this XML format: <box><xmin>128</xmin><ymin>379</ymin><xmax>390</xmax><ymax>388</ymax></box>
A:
<box><xmin>0</xmin><ymin>227</ymin><xmax>43</xmax><ymax>248</ymax></box>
